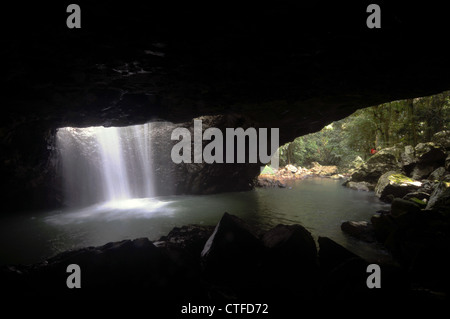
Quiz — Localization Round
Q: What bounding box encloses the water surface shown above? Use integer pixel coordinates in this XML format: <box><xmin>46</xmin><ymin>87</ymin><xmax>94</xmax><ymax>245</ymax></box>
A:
<box><xmin>0</xmin><ymin>178</ymin><xmax>391</xmax><ymax>266</ymax></box>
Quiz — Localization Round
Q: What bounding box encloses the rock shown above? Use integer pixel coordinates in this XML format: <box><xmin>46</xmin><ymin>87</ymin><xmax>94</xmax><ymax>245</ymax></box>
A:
<box><xmin>410</xmin><ymin>164</ymin><xmax>436</xmax><ymax>180</ymax></box>
<box><xmin>201</xmin><ymin>213</ymin><xmax>264</xmax><ymax>285</ymax></box>
<box><xmin>350</xmin><ymin>156</ymin><xmax>364</xmax><ymax>169</ymax></box>
<box><xmin>349</xmin><ymin>148</ymin><xmax>400</xmax><ymax>184</ymax></box>
<box><xmin>318</xmin><ymin>237</ymin><xmax>371</xmax><ymax>299</ymax></box>
<box><xmin>256</xmin><ymin>175</ymin><xmax>287</xmax><ymax>188</ymax></box>
<box><xmin>309</xmin><ymin>162</ymin><xmax>338</xmax><ymax>176</ymax></box>
<box><xmin>345</xmin><ymin>181</ymin><xmax>374</xmax><ymax>191</ymax></box>
<box><xmin>330</xmin><ymin>174</ymin><xmax>345</xmax><ymax>180</ymax></box>
<box><xmin>446</xmin><ymin>155</ymin><xmax>450</xmax><ymax>171</ymax></box>
<box><xmin>371</xmin><ymin>213</ymin><xmax>396</xmax><ymax>243</ymax></box>
<box><xmin>375</xmin><ymin>171</ymin><xmax>422</xmax><ymax>203</ymax></box>
<box><xmin>429</xmin><ymin>167</ymin><xmax>447</xmax><ymax>181</ymax></box>
<box><xmin>414</xmin><ymin>142</ymin><xmax>446</xmax><ymax>165</ymax></box>
<box><xmin>262</xmin><ymin>224</ymin><xmax>317</xmax><ymax>266</ymax></box>
<box><xmin>426</xmin><ymin>182</ymin><xmax>450</xmax><ymax>215</ymax></box>
<box><xmin>285</xmin><ymin>164</ymin><xmax>298</xmax><ymax>173</ymax></box>
<box><xmin>318</xmin><ymin>237</ymin><xmax>360</xmax><ymax>272</ymax></box>
<box><xmin>401</xmin><ymin>145</ymin><xmax>417</xmax><ymax>170</ymax></box>
<box><xmin>431</xmin><ymin>130</ymin><xmax>450</xmax><ymax>150</ymax></box>
<box><xmin>155</xmin><ymin>224</ymin><xmax>215</xmax><ymax>258</ymax></box>
<box><xmin>390</xmin><ymin>198</ymin><xmax>422</xmax><ymax>217</ymax></box>
<box><xmin>341</xmin><ymin>221</ymin><xmax>376</xmax><ymax>242</ymax></box>
<box><xmin>261</xmin><ymin>224</ymin><xmax>319</xmax><ymax>296</ymax></box>
<box><xmin>402</xmin><ymin>192</ymin><xmax>430</xmax><ymax>205</ymax></box>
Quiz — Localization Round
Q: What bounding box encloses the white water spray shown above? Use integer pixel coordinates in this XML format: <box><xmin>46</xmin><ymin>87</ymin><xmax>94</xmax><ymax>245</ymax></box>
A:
<box><xmin>56</xmin><ymin>123</ymin><xmax>155</xmax><ymax>206</ymax></box>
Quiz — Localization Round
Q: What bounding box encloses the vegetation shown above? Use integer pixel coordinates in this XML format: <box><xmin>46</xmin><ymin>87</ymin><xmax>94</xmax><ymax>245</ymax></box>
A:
<box><xmin>279</xmin><ymin>91</ymin><xmax>450</xmax><ymax>168</ymax></box>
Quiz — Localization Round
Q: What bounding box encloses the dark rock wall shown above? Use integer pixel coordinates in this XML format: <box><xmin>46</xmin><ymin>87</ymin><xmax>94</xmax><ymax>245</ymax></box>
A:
<box><xmin>2</xmin><ymin>2</ymin><xmax>450</xmax><ymax>211</ymax></box>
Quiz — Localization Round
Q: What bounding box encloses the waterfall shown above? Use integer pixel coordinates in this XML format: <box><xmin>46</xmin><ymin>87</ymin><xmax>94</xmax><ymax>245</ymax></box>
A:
<box><xmin>56</xmin><ymin>123</ymin><xmax>155</xmax><ymax>207</ymax></box>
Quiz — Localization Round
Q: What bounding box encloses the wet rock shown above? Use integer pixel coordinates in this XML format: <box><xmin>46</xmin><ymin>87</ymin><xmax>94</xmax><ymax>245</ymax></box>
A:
<box><xmin>345</xmin><ymin>181</ymin><xmax>374</xmax><ymax>191</ymax></box>
<box><xmin>375</xmin><ymin>171</ymin><xmax>422</xmax><ymax>203</ymax></box>
<box><xmin>256</xmin><ymin>175</ymin><xmax>287</xmax><ymax>188</ymax></box>
<box><xmin>341</xmin><ymin>221</ymin><xmax>376</xmax><ymax>242</ymax></box>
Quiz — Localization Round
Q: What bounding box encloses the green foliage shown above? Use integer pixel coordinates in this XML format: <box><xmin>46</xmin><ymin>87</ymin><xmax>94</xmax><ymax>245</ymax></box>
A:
<box><xmin>261</xmin><ymin>165</ymin><xmax>275</xmax><ymax>175</ymax></box>
<box><xmin>279</xmin><ymin>91</ymin><xmax>450</xmax><ymax>169</ymax></box>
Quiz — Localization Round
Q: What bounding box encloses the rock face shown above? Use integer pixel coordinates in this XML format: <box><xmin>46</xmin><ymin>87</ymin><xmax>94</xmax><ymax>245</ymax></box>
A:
<box><xmin>375</xmin><ymin>171</ymin><xmax>422</xmax><ymax>203</ymax></box>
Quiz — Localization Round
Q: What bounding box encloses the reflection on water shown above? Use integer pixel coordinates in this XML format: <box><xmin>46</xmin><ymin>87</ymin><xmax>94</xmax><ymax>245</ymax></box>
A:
<box><xmin>0</xmin><ymin>178</ymin><xmax>391</xmax><ymax>265</ymax></box>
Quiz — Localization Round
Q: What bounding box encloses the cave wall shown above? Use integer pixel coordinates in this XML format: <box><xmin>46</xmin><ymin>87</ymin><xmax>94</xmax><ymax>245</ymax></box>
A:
<box><xmin>2</xmin><ymin>2</ymin><xmax>450</xmax><ymax>211</ymax></box>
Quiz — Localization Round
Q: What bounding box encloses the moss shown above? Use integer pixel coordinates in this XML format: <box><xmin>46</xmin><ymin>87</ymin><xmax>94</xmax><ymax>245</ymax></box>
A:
<box><xmin>388</xmin><ymin>173</ymin><xmax>415</xmax><ymax>184</ymax></box>
<box><xmin>409</xmin><ymin>197</ymin><xmax>426</xmax><ymax>206</ymax></box>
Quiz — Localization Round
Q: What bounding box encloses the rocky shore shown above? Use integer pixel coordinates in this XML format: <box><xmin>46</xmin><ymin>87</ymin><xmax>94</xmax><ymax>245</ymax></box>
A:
<box><xmin>257</xmin><ymin>162</ymin><xmax>345</xmax><ymax>188</ymax></box>
<box><xmin>339</xmin><ymin>131</ymin><xmax>450</xmax><ymax>298</ymax></box>
<box><xmin>1</xmin><ymin>211</ymin><xmax>444</xmax><ymax>301</ymax></box>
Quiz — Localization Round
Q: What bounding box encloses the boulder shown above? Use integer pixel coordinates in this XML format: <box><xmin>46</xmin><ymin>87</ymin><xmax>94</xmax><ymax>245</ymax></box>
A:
<box><xmin>410</xmin><ymin>164</ymin><xmax>435</xmax><ymax>180</ymax></box>
<box><xmin>201</xmin><ymin>213</ymin><xmax>265</xmax><ymax>284</ymax></box>
<box><xmin>375</xmin><ymin>171</ymin><xmax>422</xmax><ymax>203</ymax></box>
<box><xmin>345</xmin><ymin>181</ymin><xmax>374</xmax><ymax>191</ymax></box>
<box><xmin>350</xmin><ymin>156</ymin><xmax>364</xmax><ymax>169</ymax></box>
<box><xmin>402</xmin><ymin>191</ymin><xmax>430</xmax><ymax>205</ymax></box>
<box><xmin>285</xmin><ymin>164</ymin><xmax>298</xmax><ymax>173</ymax></box>
<box><xmin>431</xmin><ymin>130</ymin><xmax>450</xmax><ymax>150</ymax></box>
<box><xmin>401</xmin><ymin>145</ymin><xmax>416</xmax><ymax>170</ymax></box>
<box><xmin>341</xmin><ymin>221</ymin><xmax>375</xmax><ymax>242</ymax></box>
<box><xmin>309</xmin><ymin>162</ymin><xmax>338</xmax><ymax>176</ymax></box>
<box><xmin>426</xmin><ymin>182</ymin><xmax>450</xmax><ymax>215</ymax></box>
<box><xmin>390</xmin><ymin>198</ymin><xmax>422</xmax><ymax>217</ymax></box>
<box><xmin>349</xmin><ymin>148</ymin><xmax>400</xmax><ymax>184</ymax></box>
<box><xmin>371</xmin><ymin>213</ymin><xmax>396</xmax><ymax>243</ymax></box>
<box><xmin>256</xmin><ymin>175</ymin><xmax>287</xmax><ymax>188</ymax></box>
<box><xmin>428</xmin><ymin>167</ymin><xmax>447</xmax><ymax>181</ymax></box>
<box><xmin>414</xmin><ymin>142</ymin><xmax>446</xmax><ymax>165</ymax></box>
<box><xmin>318</xmin><ymin>236</ymin><xmax>360</xmax><ymax>272</ymax></box>
<box><xmin>262</xmin><ymin>224</ymin><xmax>317</xmax><ymax>265</ymax></box>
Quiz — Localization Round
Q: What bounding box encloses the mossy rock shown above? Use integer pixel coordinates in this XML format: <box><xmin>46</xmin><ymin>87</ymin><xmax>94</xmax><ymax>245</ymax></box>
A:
<box><xmin>375</xmin><ymin>172</ymin><xmax>422</xmax><ymax>203</ymax></box>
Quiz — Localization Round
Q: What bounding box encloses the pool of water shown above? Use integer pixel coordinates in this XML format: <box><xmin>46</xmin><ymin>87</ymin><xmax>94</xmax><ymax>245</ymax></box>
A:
<box><xmin>0</xmin><ymin>178</ymin><xmax>392</xmax><ymax>266</ymax></box>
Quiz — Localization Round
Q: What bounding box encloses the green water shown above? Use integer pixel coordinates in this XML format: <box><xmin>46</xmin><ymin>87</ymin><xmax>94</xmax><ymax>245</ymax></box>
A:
<box><xmin>0</xmin><ymin>178</ymin><xmax>391</xmax><ymax>266</ymax></box>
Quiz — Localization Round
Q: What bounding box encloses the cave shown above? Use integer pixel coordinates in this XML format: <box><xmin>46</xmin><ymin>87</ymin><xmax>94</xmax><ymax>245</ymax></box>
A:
<box><xmin>2</xmin><ymin>1</ymin><xmax>450</xmax><ymax>306</ymax></box>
